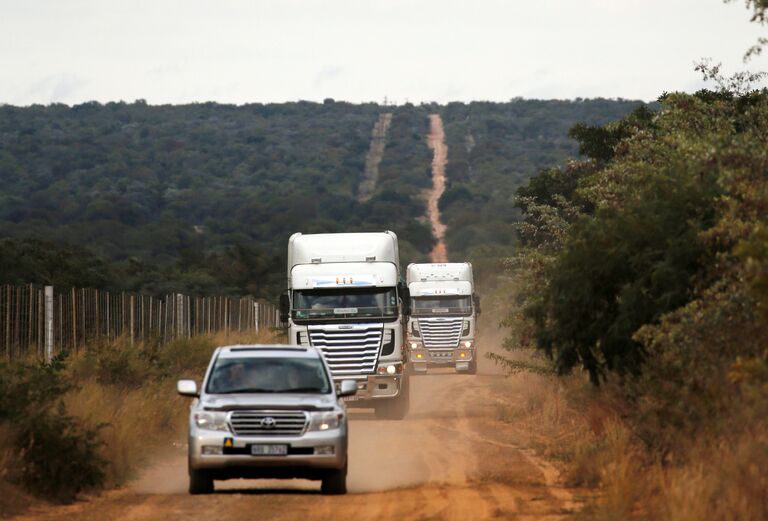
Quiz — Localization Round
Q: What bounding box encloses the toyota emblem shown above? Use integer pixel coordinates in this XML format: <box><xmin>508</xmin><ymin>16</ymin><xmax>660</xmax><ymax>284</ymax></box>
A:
<box><xmin>260</xmin><ymin>417</ymin><xmax>276</xmax><ymax>429</ymax></box>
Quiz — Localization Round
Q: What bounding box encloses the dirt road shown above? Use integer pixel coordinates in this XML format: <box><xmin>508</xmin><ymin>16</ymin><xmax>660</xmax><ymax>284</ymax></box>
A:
<box><xmin>12</xmin><ymin>361</ymin><xmax>578</xmax><ymax>521</ymax></box>
<box><xmin>357</xmin><ymin>113</ymin><xmax>393</xmax><ymax>202</ymax></box>
<box><xmin>426</xmin><ymin>114</ymin><xmax>449</xmax><ymax>263</ymax></box>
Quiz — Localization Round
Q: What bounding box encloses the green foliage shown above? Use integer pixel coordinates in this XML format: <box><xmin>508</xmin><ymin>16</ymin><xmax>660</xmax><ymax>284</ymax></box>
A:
<box><xmin>152</xmin><ymin>335</ymin><xmax>219</xmax><ymax>378</ymax></box>
<box><xmin>67</xmin><ymin>335</ymin><xmax>219</xmax><ymax>386</ymax></box>
<box><xmin>0</xmin><ymin>99</ymin><xmax>644</xmax><ymax>295</ymax></box>
<box><xmin>0</xmin><ymin>238</ymin><xmax>112</xmax><ymax>289</ymax></box>
<box><xmin>502</xmin><ymin>88</ymin><xmax>768</xmax><ymax>476</ymax></box>
<box><xmin>509</xmin><ymin>91</ymin><xmax>768</xmax><ymax>384</ymax></box>
<box><xmin>568</xmin><ymin>105</ymin><xmax>656</xmax><ymax>163</ymax></box>
<box><xmin>14</xmin><ymin>405</ymin><xmax>105</xmax><ymax>503</ymax></box>
<box><xmin>538</xmin><ymin>162</ymin><xmax>718</xmax><ymax>382</ymax></box>
<box><xmin>0</xmin><ymin>360</ymin><xmax>106</xmax><ymax>502</ymax></box>
<box><xmin>0</xmin><ymin>360</ymin><xmax>73</xmax><ymax>420</ymax></box>
<box><xmin>67</xmin><ymin>338</ymin><xmax>157</xmax><ymax>389</ymax></box>
<box><xmin>439</xmin><ymin>98</ymin><xmax>647</xmax><ymax>261</ymax></box>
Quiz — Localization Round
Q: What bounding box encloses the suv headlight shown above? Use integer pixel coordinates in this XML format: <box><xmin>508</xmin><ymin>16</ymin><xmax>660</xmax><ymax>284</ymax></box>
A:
<box><xmin>194</xmin><ymin>411</ymin><xmax>230</xmax><ymax>432</ymax></box>
<box><xmin>308</xmin><ymin>411</ymin><xmax>343</xmax><ymax>432</ymax></box>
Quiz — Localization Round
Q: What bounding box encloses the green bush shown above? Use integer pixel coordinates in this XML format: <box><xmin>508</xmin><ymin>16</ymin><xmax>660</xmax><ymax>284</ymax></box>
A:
<box><xmin>0</xmin><ymin>360</ymin><xmax>106</xmax><ymax>502</ymax></box>
<box><xmin>14</xmin><ymin>405</ymin><xmax>104</xmax><ymax>503</ymax></box>
<box><xmin>67</xmin><ymin>338</ymin><xmax>158</xmax><ymax>389</ymax></box>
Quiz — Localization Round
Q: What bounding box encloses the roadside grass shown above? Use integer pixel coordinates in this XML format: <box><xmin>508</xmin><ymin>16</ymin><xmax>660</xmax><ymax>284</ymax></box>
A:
<box><xmin>490</xmin><ymin>364</ymin><xmax>768</xmax><ymax>520</ymax></box>
<box><xmin>504</xmin><ymin>375</ymin><xmax>768</xmax><ymax>521</ymax></box>
<box><xmin>0</xmin><ymin>329</ymin><xmax>282</xmax><ymax>503</ymax></box>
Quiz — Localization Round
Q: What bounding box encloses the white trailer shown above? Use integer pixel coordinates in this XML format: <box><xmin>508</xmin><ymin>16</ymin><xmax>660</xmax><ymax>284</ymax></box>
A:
<box><xmin>406</xmin><ymin>262</ymin><xmax>480</xmax><ymax>374</ymax></box>
<box><xmin>281</xmin><ymin>231</ymin><xmax>410</xmax><ymax>419</ymax></box>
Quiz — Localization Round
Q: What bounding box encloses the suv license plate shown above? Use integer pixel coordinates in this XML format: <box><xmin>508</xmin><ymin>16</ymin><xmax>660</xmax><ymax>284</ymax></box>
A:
<box><xmin>342</xmin><ymin>394</ymin><xmax>359</xmax><ymax>402</ymax></box>
<box><xmin>250</xmin><ymin>444</ymin><xmax>288</xmax><ymax>456</ymax></box>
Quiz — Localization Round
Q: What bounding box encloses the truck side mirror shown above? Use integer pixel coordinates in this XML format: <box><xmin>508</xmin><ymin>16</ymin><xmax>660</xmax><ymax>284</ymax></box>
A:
<box><xmin>398</xmin><ymin>283</ymin><xmax>411</xmax><ymax>316</ymax></box>
<box><xmin>279</xmin><ymin>293</ymin><xmax>290</xmax><ymax>323</ymax></box>
<box><xmin>473</xmin><ymin>295</ymin><xmax>482</xmax><ymax>315</ymax></box>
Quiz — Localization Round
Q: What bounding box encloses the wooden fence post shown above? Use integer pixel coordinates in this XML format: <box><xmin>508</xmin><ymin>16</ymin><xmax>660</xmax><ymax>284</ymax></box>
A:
<box><xmin>130</xmin><ymin>294</ymin><xmax>135</xmax><ymax>346</ymax></box>
<box><xmin>44</xmin><ymin>286</ymin><xmax>54</xmax><ymax>362</ymax></box>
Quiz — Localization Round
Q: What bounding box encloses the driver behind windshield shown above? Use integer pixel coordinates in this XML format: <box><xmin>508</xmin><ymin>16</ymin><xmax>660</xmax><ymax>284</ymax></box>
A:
<box><xmin>207</xmin><ymin>357</ymin><xmax>330</xmax><ymax>394</ymax></box>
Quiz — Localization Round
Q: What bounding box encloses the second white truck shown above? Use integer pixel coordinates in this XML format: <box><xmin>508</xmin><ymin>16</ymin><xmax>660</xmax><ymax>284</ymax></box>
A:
<box><xmin>406</xmin><ymin>262</ymin><xmax>480</xmax><ymax>374</ymax></box>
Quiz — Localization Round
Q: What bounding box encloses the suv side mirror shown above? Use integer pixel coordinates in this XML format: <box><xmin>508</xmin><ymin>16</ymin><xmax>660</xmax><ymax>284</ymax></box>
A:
<box><xmin>177</xmin><ymin>379</ymin><xmax>199</xmax><ymax>397</ymax></box>
<box><xmin>279</xmin><ymin>293</ymin><xmax>290</xmax><ymax>323</ymax></box>
<box><xmin>473</xmin><ymin>295</ymin><xmax>482</xmax><ymax>315</ymax></box>
<box><xmin>338</xmin><ymin>379</ymin><xmax>357</xmax><ymax>397</ymax></box>
<box><xmin>398</xmin><ymin>283</ymin><xmax>411</xmax><ymax>316</ymax></box>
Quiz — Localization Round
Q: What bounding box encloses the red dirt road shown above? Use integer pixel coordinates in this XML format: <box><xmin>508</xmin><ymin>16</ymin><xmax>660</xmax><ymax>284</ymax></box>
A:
<box><xmin>11</xmin><ymin>365</ymin><xmax>579</xmax><ymax>521</ymax></box>
<box><xmin>426</xmin><ymin>114</ymin><xmax>449</xmax><ymax>263</ymax></box>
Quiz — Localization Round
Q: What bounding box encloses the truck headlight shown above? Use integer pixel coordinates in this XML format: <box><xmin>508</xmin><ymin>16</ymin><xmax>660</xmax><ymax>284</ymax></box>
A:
<box><xmin>411</xmin><ymin>322</ymin><xmax>421</xmax><ymax>337</ymax></box>
<box><xmin>194</xmin><ymin>411</ymin><xmax>230</xmax><ymax>432</ymax></box>
<box><xmin>308</xmin><ymin>411</ymin><xmax>343</xmax><ymax>431</ymax></box>
<box><xmin>463</xmin><ymin>340</ymin><xmax>473</xmax><ymax>348</ymax></box>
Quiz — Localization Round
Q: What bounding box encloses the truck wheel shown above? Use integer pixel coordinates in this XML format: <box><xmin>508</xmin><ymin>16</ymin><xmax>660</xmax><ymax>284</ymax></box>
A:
<box><xmin>321</xmin><ymin>465</ymin><xmax>347</xmax><ymax>495</ymax></box>
<box><xmin>466</xmin><ymin>360</ymin><xmax>477</xmax><ymax>375</ymax></box>
<box><xmin>374</xmin><ymin>377</ymin><xmax>410</xmax><ymax>420</ymax></box>
<box><xmin>189</xmin><ymin>469</ymin><xmax>214</xmax><ymax>495</ymax></box>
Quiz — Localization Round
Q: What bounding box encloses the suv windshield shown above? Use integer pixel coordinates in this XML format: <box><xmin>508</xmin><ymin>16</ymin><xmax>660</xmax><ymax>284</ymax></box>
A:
<box><xmin>206</xmin><ymin>356</ymin><xmax>331</xmax><ymax>394</ymax></box>
<box><xmin>411</xmin><ymin>296</ymin><xmax>472</xmax><ymax>316</ymax></box>
<box><xmin>292</xmin><ymin>287</ymin><xmax>397</xmax><ymax>319</ymax></box>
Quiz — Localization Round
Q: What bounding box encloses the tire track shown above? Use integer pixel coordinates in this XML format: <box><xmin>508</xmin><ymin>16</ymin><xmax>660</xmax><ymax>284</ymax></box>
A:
<box><xmin>11</xmin><ymin>372</ymin><xmax>579</xmax><ymax>520</ymax></box>
<box><xmin>357</xmin><ymin>113</ymin><xmax>393</xmax><ymax>202</ymax></box>
<box><xmin>425</xmin><ymin>114</ymin><xmax>449</xmax><ymax>263</ymax></box>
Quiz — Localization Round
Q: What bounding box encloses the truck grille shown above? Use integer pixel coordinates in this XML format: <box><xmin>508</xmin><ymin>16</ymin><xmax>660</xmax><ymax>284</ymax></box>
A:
<box><xmin>418</xmin><ymin>318</ymin><xmax>463</xmax><ymax>350</ymax></box>
<box><xmin>308</xmin><ymin>323</ymin><xmax>383</xmax><ymax>378</ymax></box>
<box><xmin>229</xmin><ymin>411</ymin><xmax>308</xmax><ymax>436</ymax></box>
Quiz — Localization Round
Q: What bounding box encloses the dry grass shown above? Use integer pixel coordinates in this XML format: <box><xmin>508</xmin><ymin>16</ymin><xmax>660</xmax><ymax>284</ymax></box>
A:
<box><xmin>656</xmin><ymin>432</ymin><xmax>768</xmax><ymax>521</ymax></box>
<box><xmin>566</xmin><ymin>399</ymin><xmax>768</xmax><ymax>521</ymax></box>
<box><xmin>56</xmin><ymin>329</ymin><xmax>282</xmax><ymax>488</ymax></box>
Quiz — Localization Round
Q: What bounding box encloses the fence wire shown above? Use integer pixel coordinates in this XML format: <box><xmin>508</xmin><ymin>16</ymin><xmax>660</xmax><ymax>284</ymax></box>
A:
<box><xmin>0</xmin><ymin>284</ymin><xmax>281</xmax><ymax>360</ymax></box>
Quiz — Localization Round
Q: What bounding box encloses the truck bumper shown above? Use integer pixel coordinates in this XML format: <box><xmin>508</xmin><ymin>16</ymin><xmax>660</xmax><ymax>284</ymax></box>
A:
<box><xmin>409</xmin><ymin>347</ymin><xmax>475</xmax><ymax>371</ymax></box>
<box><xmin>341</xmin><ymin>374</ymin><xmax>404</xmax><ymax>407</ymax></box>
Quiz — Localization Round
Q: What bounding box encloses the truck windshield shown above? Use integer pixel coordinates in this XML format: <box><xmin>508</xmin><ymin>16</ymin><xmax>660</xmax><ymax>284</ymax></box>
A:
<box><xmin>411</xmin><ymin>296</ymin><xmax>472</xmax><ymax>316</ymax></box>
<box><xmin>206</xmin><ymin>357</ymin><xmax>331</xmax><ymax>394</ymax></box>
<box><xmin>293</xmin><ymin>287</ymin><xmax>397</xmax><ymax>319</ymax></box>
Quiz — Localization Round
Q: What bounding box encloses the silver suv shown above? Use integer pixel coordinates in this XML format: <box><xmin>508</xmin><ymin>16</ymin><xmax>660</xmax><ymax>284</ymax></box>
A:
<box><xmin>177</xmin><ymin>344</ymin><xmax>356</xmax><ymax>495</ymax></box>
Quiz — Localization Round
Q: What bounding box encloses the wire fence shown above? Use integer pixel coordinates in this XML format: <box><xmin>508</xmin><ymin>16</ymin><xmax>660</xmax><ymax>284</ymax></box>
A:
<box><xmin>0</xmin><ymin>284</ymin><xmax>281</xmax><ymax>361</ymax></box>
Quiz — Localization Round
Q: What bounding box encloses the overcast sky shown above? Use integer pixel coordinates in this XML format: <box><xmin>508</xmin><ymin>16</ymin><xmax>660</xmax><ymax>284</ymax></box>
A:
<box><xmin>1</xmin><ymin>0</ymin><xmax>766</xmax><ymax>106</ymax></box>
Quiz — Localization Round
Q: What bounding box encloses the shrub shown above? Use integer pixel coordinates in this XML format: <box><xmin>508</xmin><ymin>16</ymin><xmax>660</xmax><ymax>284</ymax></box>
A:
<box><xmin>13</xmin><ymin>405</ymin><xmax>105</xmax><ymax>503</ymax></box>
<box><xmin>0</xmin><ymin>360</ymin><xmax>106</xmax><ymax>502</ymax></box>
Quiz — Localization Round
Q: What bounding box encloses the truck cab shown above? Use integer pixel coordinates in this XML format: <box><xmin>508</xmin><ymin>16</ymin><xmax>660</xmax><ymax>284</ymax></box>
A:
<box><xmin>281</xmin><ymin>232</ymin><xmax>410</xmax><ymax>420</ymax></box>
<box><xmin>406</xmin><ymin>262</ymin><xmax>480</xmax><ymax>374</ymax></box>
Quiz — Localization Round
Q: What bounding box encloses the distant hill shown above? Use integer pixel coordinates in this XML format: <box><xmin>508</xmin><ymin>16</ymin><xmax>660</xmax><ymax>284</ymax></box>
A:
<box><xmin>0</xmin><ymin>98</ymin><xmax>646</xmax><ymax>296</ymax></box>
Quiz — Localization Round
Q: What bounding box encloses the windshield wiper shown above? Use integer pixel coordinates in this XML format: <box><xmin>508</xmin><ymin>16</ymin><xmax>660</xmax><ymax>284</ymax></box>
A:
<box><xmin>215</xmin><ymin>387</ymin><xmax>279</xmax><ymax>394</ymax></box>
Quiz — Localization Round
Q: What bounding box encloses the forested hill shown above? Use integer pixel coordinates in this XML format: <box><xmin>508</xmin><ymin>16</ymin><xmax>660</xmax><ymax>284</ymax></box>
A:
<box><xmin>0</xmin><ymin>98</ymin><xmax>644</xmax><ymax>297</ymax></box>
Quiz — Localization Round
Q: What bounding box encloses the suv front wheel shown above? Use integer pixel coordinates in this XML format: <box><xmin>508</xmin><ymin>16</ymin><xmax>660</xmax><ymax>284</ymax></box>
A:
<box><xmin>321</xmin><ymin>464</ymin><xmax>347</xmax><ymax>495</ymax></box>
<box><xmin>189</xmin><ymin>468</ymin><xmax>214</xmax><ymax>495</ymax></box>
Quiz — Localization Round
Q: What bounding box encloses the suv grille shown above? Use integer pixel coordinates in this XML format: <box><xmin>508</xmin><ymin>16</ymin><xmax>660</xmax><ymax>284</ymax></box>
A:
<box><xmin>308</xmin><ymin>323</ymin><xmax>383</xmax><ymax>378</ymax></box>
<box><xmin>418</xmin><ymin>318</ymin><xmax>463</xmax><ymax>350</ymax></box>
<box><xmin>229</xmin><ymin>410</ymin><xmax>308</xmax><ymax>436</ymax></box>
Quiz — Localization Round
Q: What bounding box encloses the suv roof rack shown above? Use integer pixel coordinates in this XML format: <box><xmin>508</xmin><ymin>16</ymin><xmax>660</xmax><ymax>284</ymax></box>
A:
<box><xmin>226</xmin><ymin>345</ymin><xmax>307</xmax><ymax>352</ymax></box>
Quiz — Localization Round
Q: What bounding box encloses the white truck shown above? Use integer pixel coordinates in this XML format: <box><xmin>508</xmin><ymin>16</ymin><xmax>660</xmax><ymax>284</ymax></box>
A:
<box><xmin>280</xmin><ymin>231</ymin><xmax>410</xmax><ymax>419</ymax></box>
<box><xmin>406</xmin><ymin>262</ymin><xmax>480</xmax><ymax>374</ymax></box>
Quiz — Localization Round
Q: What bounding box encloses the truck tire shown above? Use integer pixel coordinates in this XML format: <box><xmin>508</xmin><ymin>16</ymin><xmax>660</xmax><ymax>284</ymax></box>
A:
<box><xmin>466</xmin><ymin>360</ymin><xmax>477</xmax><ymax>375</ymax></box>
<box><xmin>374</xmin><ymin>376</ymin><xmax>410</xmax><ymax>420</ymax></box>
<box><xmin>189</xmin><ymin>468</ymin><xmax>214</xmax><ymax>495</ymax></box>
<box><xmin>321</xmin><ymin>465</ymin><xmax>347</xmax><ymax>495</ymax></box>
